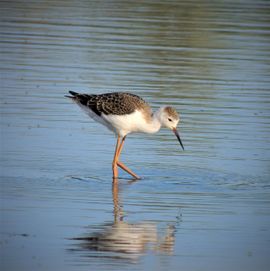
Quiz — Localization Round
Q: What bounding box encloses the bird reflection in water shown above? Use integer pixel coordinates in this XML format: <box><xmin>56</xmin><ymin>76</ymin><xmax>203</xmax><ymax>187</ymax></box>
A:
<box><xmin>70</xmin><ymin>182</ymin><xmax>181</xmax><ymax>261</ymax></box>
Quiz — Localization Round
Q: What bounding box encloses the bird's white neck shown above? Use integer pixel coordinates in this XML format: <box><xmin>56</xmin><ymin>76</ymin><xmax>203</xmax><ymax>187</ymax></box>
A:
<box><xmin>143</xmin><ymin>108</ymin><xmax>163</xmax><ymax>134</ymax></box>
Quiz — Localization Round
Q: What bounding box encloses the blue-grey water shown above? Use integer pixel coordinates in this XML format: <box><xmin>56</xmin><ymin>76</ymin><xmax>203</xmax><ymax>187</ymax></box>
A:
<box><xmin>1</xmin><ymin>0</ymin><xmax>270</xmax><ymax>271</ymax></box>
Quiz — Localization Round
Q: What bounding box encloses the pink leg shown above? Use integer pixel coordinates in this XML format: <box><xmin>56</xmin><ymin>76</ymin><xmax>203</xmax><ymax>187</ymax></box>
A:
<box><xmin>115</xmin><ymin>136</ymin><xmax>140</xmax><ymax>180</ymax></box>
<box><xmin>117</xmin><ymin>161</ymin><xmax>140</xmax><ymax>179</ymax></box>
<box><xmin>112</xmin><ymin>135</ymin><xmax>121</xmax><ymax>181</ymax></box>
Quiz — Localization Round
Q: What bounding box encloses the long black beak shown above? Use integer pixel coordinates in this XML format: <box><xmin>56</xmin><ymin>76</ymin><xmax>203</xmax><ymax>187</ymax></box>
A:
<box><xmin>173</xmin><ymin>128</ymin><xmax>184</xmax><ymax>150</ymax></box>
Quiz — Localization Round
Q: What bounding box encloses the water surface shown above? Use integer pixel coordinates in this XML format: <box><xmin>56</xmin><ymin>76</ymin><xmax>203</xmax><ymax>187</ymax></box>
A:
<box><xmin>1</xmin><ymin>0</ymin><xmax>270</xmax><ymax>271</ymax></box>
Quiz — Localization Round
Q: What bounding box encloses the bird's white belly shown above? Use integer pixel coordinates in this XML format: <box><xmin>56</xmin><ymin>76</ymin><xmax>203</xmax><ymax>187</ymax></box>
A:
<box><xmin>102</xmin><ymin>110</ymin><xmax>148</xmax><ymax>137</ymax></box>
<box><xmin>77</xmin><ymin>103</ymin><xmax>115</xmax><ymax>132</ymax></box>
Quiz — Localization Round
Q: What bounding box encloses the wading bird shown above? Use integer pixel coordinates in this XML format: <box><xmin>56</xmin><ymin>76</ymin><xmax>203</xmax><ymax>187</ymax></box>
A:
<box><xmin>66</xmin><ymin>91</ymin><xmax>184</xmax><ymax>180</ymax></box>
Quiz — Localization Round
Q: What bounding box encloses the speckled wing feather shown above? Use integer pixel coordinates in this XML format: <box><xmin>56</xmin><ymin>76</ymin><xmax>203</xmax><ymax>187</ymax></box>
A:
<box><xmin>67</xmin><ymin>91</ymin><xmax>151</xmax><ymax>117</ymax></box>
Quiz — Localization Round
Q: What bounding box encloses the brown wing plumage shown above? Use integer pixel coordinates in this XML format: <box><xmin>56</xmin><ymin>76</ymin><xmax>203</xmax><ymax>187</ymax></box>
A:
<box><xmin>66</xmin><ymin>91</ymin><xmax>151</xmax><ymax>117</ymax></box>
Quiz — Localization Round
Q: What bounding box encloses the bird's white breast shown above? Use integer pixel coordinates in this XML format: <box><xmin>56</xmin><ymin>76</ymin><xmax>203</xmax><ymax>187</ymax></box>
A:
<box><xmin>102</xmin><ymin>110</ymin><xmax>149</xmax><ymax>137</ymax></box>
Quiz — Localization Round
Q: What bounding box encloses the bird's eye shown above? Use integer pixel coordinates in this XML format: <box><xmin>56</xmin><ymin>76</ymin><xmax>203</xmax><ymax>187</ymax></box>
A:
<box><xmin>168</xmin><ymin>118</ymin><xmax>172</xmax><ymax>122</ymax></box>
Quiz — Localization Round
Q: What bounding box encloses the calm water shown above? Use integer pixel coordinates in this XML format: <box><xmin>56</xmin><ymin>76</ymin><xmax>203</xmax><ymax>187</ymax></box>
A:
<box><xmin>1</xmin><ymin>0</ymin><xmax>270</xmax><ymax>270</ymax></box>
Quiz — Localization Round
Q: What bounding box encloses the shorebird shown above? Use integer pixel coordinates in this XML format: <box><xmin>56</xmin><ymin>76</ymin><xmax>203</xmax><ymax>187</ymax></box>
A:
<box><xmin>66</xmin><ymin>91</ymin><xmax>184</xmax><ymax>180</ymax></box>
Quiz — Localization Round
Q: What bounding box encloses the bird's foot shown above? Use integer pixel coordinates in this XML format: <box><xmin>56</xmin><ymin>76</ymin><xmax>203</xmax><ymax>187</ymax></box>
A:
<box><xmin>117</xmin><ymin>161</ymin><xmax>141</xmax><ymax>180</ymax></box>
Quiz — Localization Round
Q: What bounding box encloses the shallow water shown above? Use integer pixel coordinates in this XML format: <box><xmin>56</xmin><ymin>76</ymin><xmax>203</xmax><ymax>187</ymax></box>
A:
<box><xmin>1</xmin><ymin>0</ymin><xmax>270</xmax><ymax>270</ymax></box>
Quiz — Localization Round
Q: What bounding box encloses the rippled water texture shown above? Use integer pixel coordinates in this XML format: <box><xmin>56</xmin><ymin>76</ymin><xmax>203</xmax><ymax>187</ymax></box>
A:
<box><xmin>1</xmin><ymin>1</ymin><xmax>270</xmax><ymax>271</ymax></box>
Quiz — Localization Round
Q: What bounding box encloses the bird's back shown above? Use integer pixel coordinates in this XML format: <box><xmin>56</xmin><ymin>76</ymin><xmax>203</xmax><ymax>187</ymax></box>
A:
<box><xmin>67</xmin><ymin>91</ymin><xmax>152</xmax><ymax>118</ymax></box>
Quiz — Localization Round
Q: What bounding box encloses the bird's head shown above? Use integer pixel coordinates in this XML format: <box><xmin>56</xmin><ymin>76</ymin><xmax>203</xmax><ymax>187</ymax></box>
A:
<box><xmin>158</xmin><ymin>106</ymin><xmax>184</xmax><ymax>150</ymax></box>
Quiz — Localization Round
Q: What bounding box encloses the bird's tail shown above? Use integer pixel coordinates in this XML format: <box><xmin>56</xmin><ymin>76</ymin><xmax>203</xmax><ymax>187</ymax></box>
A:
<box><xmin>65</xmin><ymin>91</ymin><xmax>79</xmax><ymax>99</ymax></box>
